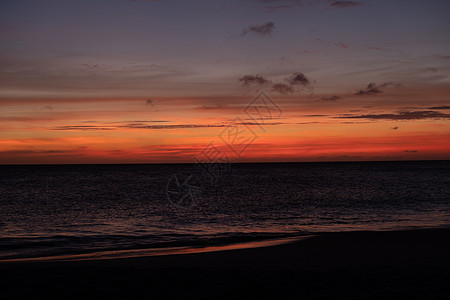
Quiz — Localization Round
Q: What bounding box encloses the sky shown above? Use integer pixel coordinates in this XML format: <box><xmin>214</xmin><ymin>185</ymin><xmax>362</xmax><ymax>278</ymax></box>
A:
<box><xmin>0</xmin><ymin>0</ymin><xmax>449</xmax><ymax>164</ymax></box>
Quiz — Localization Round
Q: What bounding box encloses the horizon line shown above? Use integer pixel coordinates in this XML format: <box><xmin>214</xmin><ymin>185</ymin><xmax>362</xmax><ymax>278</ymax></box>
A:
<box><xmin>1</xmin><ymin>159</ymin><xmax>449</xmax><ymax>167</ymax></box>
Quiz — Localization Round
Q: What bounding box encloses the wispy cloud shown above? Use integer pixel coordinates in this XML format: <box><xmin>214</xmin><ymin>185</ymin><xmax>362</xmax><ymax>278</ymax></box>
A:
<box><xmin>329</xmin><ymin>1</ymin><xmax>362</xmax><ymax>8</ymax></box>
<box><xmin>242</xmin><ymin>22</ymin><xmax>276</xmax><ymax>36</ymax></box>
<box><xmin>51</xmin><ymin>125</ymin><xmax>115</xmax><ymax>131</ymax></box>
<box><xmin>49</xmin><ymin>120</ymin><xmax>171</xmax><ymax>131</ymax></box>
<box><xmin>335</xmin><ymin>41</ymin><xmax>348</xmax><ymax>48</ymax></box>
<box><xmin>120</xmin><ymin>124</ymin><xmax>229</xmax><ymax>129</ymax></box>
<box><xmin>368</xmin><ymin>46</ymin><xmax>390</xmax><ymax>51</ymax></box>
<box><xmin>128</xmin><ymin>0</ymin><xmax>163</xmax><ymax>2</ymax></box>
<box><xmin>81</xmin><ymin>63</ymin><xmax>102</xmax><ymax>69</ymax></box>
<box><xmin>319</xmin><ymin>95</ymin><xmax>341</xmax><ymax>101</ymax></box>
<box><xmin>50</xmin><ymin>122</ymin><xmax>231</xmax><ymax>131</ymax></box>
<box><xmin>271</xmin><ymin>83</ymin><xmax>294</xmax><ymax>94</ymax></box>
<box><xmin>254</xmin><ymin>0</ymin><xmax>360</xmax><ymax>11</ymax></box>
<box><xmin>257</xmin><ymin>0</ymin><xmax>304</xmax><ymax>12</ymax></box>
<box><xmin>435</xmin><ymin>54</ymin><xmax>450</xmax><ymax>60</ymax></box>
<box><xmin>0</xmin><ymin>149</ymin><xmax>75</xmax><ymax>154</ymax></box>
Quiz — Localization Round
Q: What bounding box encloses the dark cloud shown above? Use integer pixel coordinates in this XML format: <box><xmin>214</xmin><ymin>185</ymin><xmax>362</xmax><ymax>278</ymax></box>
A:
<box><xmin>271</xmin><ymin>83</ymin><xmax>294</xmax><ymax>94</ymax></box>
<box><xmin>285</xmin><ymin>72</ymin><xmax>310</xmax><ymax>86</ymax></box>
<box><xmin>146</xmin><ymin>99</ymin><xmax>155</xmax><ymax>105</ymax></box>
<box><xmin>355</xmin><ymin>82</ymin><xmax>400</xmax><ymax>96</ymax></box>
<box><xmin>242</xmin><ymin>22</ymin><xmax>276</xmax><ymax>36</ymax></box>
<box><xmin>391</xmin><ymin>126</ymin><xmax>399</xmax><ymax>130</ymax></box>
<box><xmin>355</xmin><ymin>82</ymin><xmax>381</xmax><ymax>95</ymax></box>
<box><xmin>320</xmin><ymin>95</ymin><xmax>341</xmax><ymax>101</ymax></box>
<box><xmin>239</xmin><ymin>72</ymin><xmax>312</xmax><ymax>94</ymax></box>
<box><xmin>427</xmin><ymin>105</ymin><xmax>450</xmax><ymax>110</ymax></box>
<box><xmin>404</xmin><ymin>150</ymin><xmax>418</xmax><ymax>153</ymax></box>
<box><xmin>337</xmin><ymin>110</ymin><xmax>450</xmax><ymax>120</ymax></box>
<box><xmin>238</xmin><ymin>74</ymin><xmax>271</xmax><ymax>86</ymax></box>
<box><xmin>330</xmin><ymin>1</ymin><xmax>362</xmax><ymax>8</ymax></box>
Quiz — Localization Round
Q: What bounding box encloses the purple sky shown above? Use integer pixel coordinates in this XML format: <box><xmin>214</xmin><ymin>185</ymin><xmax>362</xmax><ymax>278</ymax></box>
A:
<box><xmin>1</xmin><ymin>0</ymin><xmax>449</xmax><ymax>98</ymax></box>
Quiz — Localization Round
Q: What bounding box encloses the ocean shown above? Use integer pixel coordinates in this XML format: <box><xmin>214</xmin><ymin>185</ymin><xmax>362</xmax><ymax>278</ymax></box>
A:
<box><xmin>0</xmin><ymin>161</ymin><xmax>449</xmax><ymax>261</ymax></box>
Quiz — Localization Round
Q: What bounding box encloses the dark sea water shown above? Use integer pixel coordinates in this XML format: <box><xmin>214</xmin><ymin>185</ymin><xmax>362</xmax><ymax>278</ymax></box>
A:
<box><xmin>0</xmin><ymin>161</ymin><xmax>449</xmax><ymax>260</ymax></box>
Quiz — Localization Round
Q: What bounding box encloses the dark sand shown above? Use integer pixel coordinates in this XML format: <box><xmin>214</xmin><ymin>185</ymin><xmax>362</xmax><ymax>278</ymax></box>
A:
<box><xmin>1</xmin><ymin>228</ymin><xmax>449</xmax><ymax>299</ymax></box>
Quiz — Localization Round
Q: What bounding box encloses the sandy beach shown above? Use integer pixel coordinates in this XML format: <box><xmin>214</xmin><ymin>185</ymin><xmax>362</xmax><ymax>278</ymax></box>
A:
<box><xmin>1</xmin><ymin>228</ymin><xmax>449</xmax><ymax>299</ymax></box>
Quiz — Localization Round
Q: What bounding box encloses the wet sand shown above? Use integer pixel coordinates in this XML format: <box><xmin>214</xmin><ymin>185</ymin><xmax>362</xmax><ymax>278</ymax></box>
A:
<box><xmin>1</xmin><ymin>228</ymin><xmax>449</xmax><ymax>299</ymax></box>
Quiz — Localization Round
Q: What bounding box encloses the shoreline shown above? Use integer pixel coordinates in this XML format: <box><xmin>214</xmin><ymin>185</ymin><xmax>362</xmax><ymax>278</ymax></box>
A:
<box><xmin>2</xmin><ymin>225</ymin><xmax>448</xmax><ymax>263</ymax></box>
<box><xmin>0</xmin><ymin>236</ymin><xmax>312</xmax><ymax>263</ymax></box>
<box><xmin>1</xmin><ymin>228</ymin><xmax>449</xmax><ymax>299</ymax></box>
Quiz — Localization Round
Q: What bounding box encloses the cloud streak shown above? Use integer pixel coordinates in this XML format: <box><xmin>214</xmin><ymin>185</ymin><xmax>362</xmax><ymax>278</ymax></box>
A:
<box><xmin>319</xmin><ymin>95</ymin><xmax>341</xmax><ymax>101</ymax></box>
<box><xmin>427</xmin><ymin>105</ymin><xmax>450</xmax><ymax>110</ymax></box>
<box><xmin>337</xmin><ymin>110</ymin><xmax>450</xmax><ymax>120</ymax></box>
<box><xmin>50</xmin><ymin>119</ymin><xmax>287</xmax><ymax>131</ymax></box>
<box><xmin>329</xmin><ymin>1</ymin><xmax>362</xmax><ymax>8</ymax></box>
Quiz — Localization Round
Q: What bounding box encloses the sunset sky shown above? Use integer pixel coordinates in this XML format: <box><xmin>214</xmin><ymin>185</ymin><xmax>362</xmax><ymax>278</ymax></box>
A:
<box><xmin>1</xmin><ymin>0</ymin><xmax>449</xmax><ymax>164</ymax></box>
